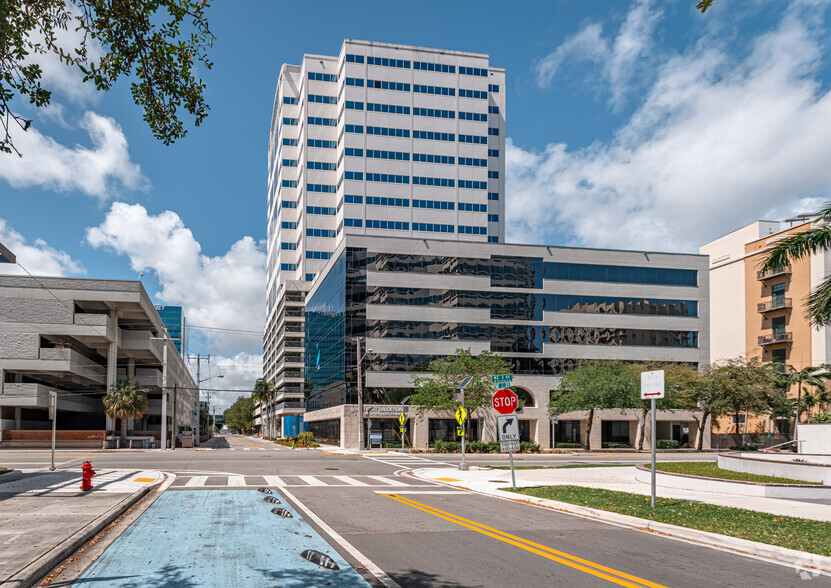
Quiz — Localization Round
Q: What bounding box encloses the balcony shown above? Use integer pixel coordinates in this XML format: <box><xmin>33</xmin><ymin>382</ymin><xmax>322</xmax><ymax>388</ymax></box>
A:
<box><xmin>758</xmin><ymin>332</ymin><xmax>793</xmax><ymax>346</ymax></box>
<box><xmin>757</xmin><ymin>298</ymin><xmax>792</xmax><ymax>313</ymax></box>
<box><xmin>757</xmin><ymin>265</ymin><xmax>791</xmax><ymax>281</ymax></box>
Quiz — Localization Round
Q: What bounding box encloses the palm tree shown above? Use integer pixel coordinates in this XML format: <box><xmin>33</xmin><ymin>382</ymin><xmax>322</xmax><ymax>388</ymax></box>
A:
<box><xmin>103</xmin><ymin>379</ymin><xmax>148</xmax><ymax>446</ymax></box>
<box><xmin>760</xmin><ymin>202</ymin><xmax>831</xmax><ymax>326</ymax></box>
<box><xmin>252</xmin><ymin>377</ymin><xmax>274</xmax><ymax>436</ymax></box>
<box><xmin>771</xmin><ymin>364</ymin><xmax>831</xmax><ymax>438</ymax></box>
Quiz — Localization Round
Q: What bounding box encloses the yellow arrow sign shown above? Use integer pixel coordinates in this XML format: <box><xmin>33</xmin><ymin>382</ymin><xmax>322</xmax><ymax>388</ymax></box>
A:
<box><xmin>455</xmin><ymin>405</ymin><xmax>467</xmax><ymax>426</ymax></box>
<box><xmin>398</xmin><ymin>413</ymin><xmax>406</xmax><ymax>426</ymax></box>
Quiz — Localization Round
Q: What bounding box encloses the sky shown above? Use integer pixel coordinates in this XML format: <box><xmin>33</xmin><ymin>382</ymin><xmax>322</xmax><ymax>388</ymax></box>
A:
<box><xmin>1</xmin><ymin>0</ymin><xmax>830</xmax><ymax>410</ymax></box>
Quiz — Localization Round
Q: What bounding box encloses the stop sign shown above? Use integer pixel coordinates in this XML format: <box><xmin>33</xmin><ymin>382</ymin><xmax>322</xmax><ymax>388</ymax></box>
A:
<box><xmin>492</xmin><ymin>388</ymin><xmax>518</xmax><ymax>415</ymax></box>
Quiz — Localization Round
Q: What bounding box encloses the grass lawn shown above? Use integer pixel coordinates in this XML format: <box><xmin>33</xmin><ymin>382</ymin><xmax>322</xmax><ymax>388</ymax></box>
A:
<box><xmin>487</xmin><ymin>464</ymin><xmax>631</xmax><ymax>470</ymax></box>
<box><xmin>508</xmin><ymin>485</ymin><xmax>831</xmax><ymax>556</ymax></box>
<box><xmin>653</xmin><ymin>461</ymin><xmax>820</xmax><ymax>485</ymax></box>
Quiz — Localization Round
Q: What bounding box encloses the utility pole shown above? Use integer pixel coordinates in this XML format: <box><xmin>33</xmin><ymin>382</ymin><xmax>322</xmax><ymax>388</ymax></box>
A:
<box><xmin>151</xmin><ymin>329</ymin><xmax>170</xmax><ymax>450</ymax></box>
<box><xmin>171</xmin><ymin>384</ymin><xmax>177</xmax><ymax>450</ymax></box>
<box><xmin>188</xmin><ymin>353</ymin><xmax>211</xmax><ymax>447</ymax></box>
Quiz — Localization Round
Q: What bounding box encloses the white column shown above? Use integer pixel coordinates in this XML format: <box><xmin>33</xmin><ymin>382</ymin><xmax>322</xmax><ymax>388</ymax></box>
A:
<box><xmin>105</xmin><ymin>308</ymin><xmax>119</xmax><ymax>430</ymax></box>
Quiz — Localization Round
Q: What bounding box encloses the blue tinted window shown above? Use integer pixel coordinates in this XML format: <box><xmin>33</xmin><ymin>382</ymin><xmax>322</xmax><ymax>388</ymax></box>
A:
<box><xmin>459</xmin><ymin>226</ymin><xmax>487</xmax><ymax>235</ymax></box>
<box><xmin>488</xmin><ymin>106</ymin><xmax>500</xmax><ymax>114</ymax></box>
<box><xmin>308</xmin><ymin>72</ymin><xmax>337</xmax><ymax>82</ymax></box>
<box><xmin>305</xmin><ymin>273</ymin><xmax>316</xmax><ymax>281</ymax></box>
<box><xmin>283</xmin><ymin>96</ymin><xmax>298</xmax><ymax>104</ymax></box>
<box><xmin>344</xmin><ymin>171</ymin><xmax>363</xmax><ymax>180</ymax></box>
<box><xmin>488</xmin><ymin>214</ymin><xmax>499</xmax><ymax>222</ymax></box>
<box><xmin>281</xmin><ymin>263</ymin><xmax>297</xmax><ymax>271</ymax></box>
<box><xmin>368</xmin><ymin>79</ymin><xmax>410</xmax><ymax>91</ymax></box>
<box><xmin>345</xmin><ymin>124</ymin><xmax>364</xmax><ymax>133</ymax></box>
<box><xmin>307</xmin><ymin>206</ymin><xmax>337</xmax><ymax>215</ymax></box>
<box><xmin>459</xmin><ymin>157</ymin><xmax>487</xmax><ymax>167</ymax></box>
<box><xmin>459</xmin><ymin>134</ymin><xmax>487</xmax><ymax>144</ymax></box>
<box><xmin>346</xmin><ymin>77</ymin><xmax>365</xmax><ymax>87</ymax></box>
<box><xmin>488</xmin><ymin>236</ymin><xmax>499</xmax><ymax>243</ymax></box>
<box><xmin>282</xmin><ymin>159</ymin><xmax>298</xmax><ymax>167</ymax></box>
<box><xmin>345</xmin><ymin>218</ymin><xmax>363</xmax><ymax>227</ymax></box>
<box><xmin>413</xmin><ymin>130</ymin><xmax>455</xmax><ymax>142</ymax></box>
<box><xmin>367</xmin><ymin>56</ymin><xmax>410</xmax><ymax>69</ymax></box>
<box><xmin>307</xmin><ymin>228</ymin><xmax>337</xmax><ymax>238</ymax></box>
<box><xmin>459</xmin><ymin>89</ymin><xmax>487</xmax><ymax>99</ymax></box>
<box><xmin>308</xmin><ymin>161</ymin><xmax>336</xmax><ymax>171</ymax></box>
<box><xmin>413</xmin><ymin>61</ymin><xmax>455</xmax><ymax>73</ymax></box>
<box><xmin>413</xmin><ymin>107</ymin><xmax>455</xmax><ymax>119</ymax></box>
<box><xmin>344</xmin><ymin>195</ymin><xmax>363</xmax><ymax>203</ymax></box>
<box><xmin>459</xmin><ymin>111</ymin><xmax>487</xmax><ymax>121</ymax></box>
<box><xmin>308</xmin><ymin>139</ymin><xmax>337</xmax><ymax>149</ymax></box>
<box><xmin>306</xmin><ymin>251</ymin><xmax>332</xmax><ymax>260</ymax></box>
<box><xmin>281</xmin><ymin>221</ymin><xmax>297</xmax><ymax>229</ymax></box>
<box><xmin>282</xmin><ymin>117</ymin><xmax>298</xmax><ymax>125</ymax></box>
<box><xmin>366</xmin><ymin>126</ymin><xmax>410</xmax><ymax>138</ymax></box>
<box><xmin>366</xmin><ymin>219</ymin><xmax>409</xmax><ymax>230</ymax></box>
<box><xmin>488</xmin><ymin>84</ymin><xmax>500</xmax><ymax>92</ymax></box>
<box><xmin>488</xmin><ymin>127</ymin><xmax>500</xmax><ymax>136</ymax></box>
<box><xmin>308</xmin><ymin>116</ymin><xmax>337</xmax><ymax>126</ymax></box>
<box><xmin>282</xmin><ymin>200</ymin><xmax>298</xmax><ymax>209</ymax></box>
<box><xmin>459</xmin><ymin>180</ymin><xmax>487</xmax><ymax>190</ymax></box>
<box><xmin>366</xmin><ymin>173</ymin><xmax>409</xmax><ymax>184</ymax></box>
<box><xmin>488</xmin><ymin>171</ymin><xmax>499</xmax><ymax>179</ymax></box>
<box><xmin>488</xmin><ymin>149</ymin><xmax>499</xmax><ymax>157</ymax></box>
<box><xmin>345</xmin><ymin>54</ymin><xmax>364</xmax><ymax>63</ymax></box>
<box><xmin>413</xmin><ymin>223</ymin><xmax>455</xmax><ymax>233</ymax></box>
<box><xmin>413</xmin><ymin>199</ymin><xmax>455</xmax><ymax>210</ymax></box>
<box><xmin>283</xmin><ymin>138</ymin><xmax>298</xmax><ymax>146</ymax></box>
<box><xmin>488</xmin><ymin>192</ymin><xmax>499</xmax><ymax>200</ymax></box>
<box><xmin>413</xmin><ymin>84</ymin><xmax>455</xmax><ymax>96</ymax></box>
<box><xmin>344</xmin><ymin>148</ymin><xmax>364</xmax><ymax>157</ymax></box>
<box><xmin>413</xmin><ymin>153</ymin><xmax>454</xmax><ymax>164</ymax></box>
<box><xmin>308</xmin><ymin>94</ymin><xmax>337</xmax><ymax>104</ymax></box>
<box><xmin>459</xmin><ymin>66</ymin><xmax>488</xmax><ymax>77</ymax></box>
<box><xmin>459</xmin><ymin>202</ymin><xmax>487</xmax><ymax>212</ymax></box>
<box><xmin>366</xmin><ymin>196</ymin><xmax>409</xmax><ymax>207</ymax></box>
<box><xmin>366</xmin><ymin>149</ymin><xmax>410</xmax><ymax>161</ymax></box>
<box><xmin>366</xmin><ymin>103</ymin><xmax>410</xmax><ymax>114</ymax></box>
<box><xmin>544</xmin><ymin>263</ymin><xmax>698</xmax><ymax>286</ymax></box>
<box><xmin>308</xmin><ymin>184</ymin><xmax>337</xmax><ymax>193</ymax></box>
<box><xmin>282</xmin><ymin>180</ymin><xmax>297</xmax><ymax>188</ymax></box>
<box><xmin>413</xmin><ymin>176</ymin><xmax>454</xmax><ymax>187</ymax></box>
<box><xmin>345</xmin><ymin>100</ymin><xmax>364</xmax><ymax>110</ymax></box>
<box><xmin>281</xmin><ymin>242</ymin><xmax>296</xmax><ymax>250</ymax></box>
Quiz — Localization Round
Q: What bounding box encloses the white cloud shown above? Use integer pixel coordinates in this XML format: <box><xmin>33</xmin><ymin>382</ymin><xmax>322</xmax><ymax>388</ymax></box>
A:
<box><xmin>510</xmin><ymin>1</ymin><xmax>831</xmax><ymax>252</ymax></box>
<box><xmin>0</xmin><ymin>219</ymin><xmax>84</xmax><ymax>276</ymax></box>
<box><xmin>534</xmin><ymin>0</ymin><xmax>662</xmax><ymax>108</ymax></box>
<box><xmin>0</xmin><ymin>112</ymin><xmax>147</xmax><ymax>200</ymax></box>
<box><xmin>85</xmin><ymin>203</ymin><xmax>266</xmax><ymax>356</ymax></box>
<box><xmin>199</xmin><ymin>352</ymin><xmax>263</xmax><ymax>412</ymax></box>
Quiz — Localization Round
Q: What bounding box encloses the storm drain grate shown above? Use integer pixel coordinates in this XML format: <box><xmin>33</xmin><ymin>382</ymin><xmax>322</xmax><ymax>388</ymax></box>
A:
<box><xmin>271</xmin><ymin>507</ymin><xmax>293</xmax><ymax>518</ymax></box>
<box><xmin>263</xmin><ymin>496</ymin><xmax>281</xmax><ymax>504</ymax></box>
<box><xmin>258</xmin><ymin>488</ymin><xmax>273</xmax><ymax>494</ymax></box>
<box><xmin>300</xmin><ymin>549</ymin><xmax>340</xmax><ymax>570</ymax></box>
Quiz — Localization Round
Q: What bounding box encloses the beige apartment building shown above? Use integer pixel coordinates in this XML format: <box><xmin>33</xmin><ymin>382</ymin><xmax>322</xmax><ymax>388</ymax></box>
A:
<box><xmin>701</xmin><ymin>217</ymin><xmax>830</xmax><ymax>437</ymax></box>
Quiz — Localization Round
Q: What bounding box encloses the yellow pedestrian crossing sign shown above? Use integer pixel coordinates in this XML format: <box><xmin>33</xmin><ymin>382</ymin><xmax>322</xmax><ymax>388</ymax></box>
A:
<box><xmin>457</xmin><ymin>427</ymin><xmax>465</xmax><ymax>437</ymax></box>
<box><xmin>398</xmin><ymin>413</ymin><xmax>406</xmax><ymax>426</ymax></box>
<box><xmin>455</xmin><ymin>405</ymin><xmax>467</xmax><ymax>426</ymax></box>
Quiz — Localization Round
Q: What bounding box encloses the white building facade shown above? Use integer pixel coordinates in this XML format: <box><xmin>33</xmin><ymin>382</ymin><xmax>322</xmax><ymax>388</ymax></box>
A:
<box><xmin>262</xmin><ymin>40</ymin><xmax>506</xmax><ymax>435</ymax></box>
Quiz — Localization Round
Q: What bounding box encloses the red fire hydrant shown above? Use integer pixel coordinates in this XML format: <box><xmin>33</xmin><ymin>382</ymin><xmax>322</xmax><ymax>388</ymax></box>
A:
<box><xmin>80</xmin><ymin>461</ymin><xmax>96</xmax><ymax>491</ymax></box>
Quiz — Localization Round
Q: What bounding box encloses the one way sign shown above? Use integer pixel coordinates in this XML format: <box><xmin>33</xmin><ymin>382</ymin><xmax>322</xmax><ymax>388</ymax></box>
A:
<box><xmin>497</xmin><ymin>415</ymin><xmax>520</xmax><ymax>453</ymax></box>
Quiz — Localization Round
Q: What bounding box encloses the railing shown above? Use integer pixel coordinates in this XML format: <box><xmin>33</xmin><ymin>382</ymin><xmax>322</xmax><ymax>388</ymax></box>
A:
<box><xmin>757</xmin><ymin>298</ymin><xmax>792</xmax><ymax>313</ymax></box>
<box><xmin>3</xmin><ymin>430</ymin><xmax>106</xmax><ymax>441</ymax></box>
<box><xmin>284</xmin><ymin>309</ymin><xmax>304</xmax><ymax>318</ymax></box>
<box><xmin>761</xmin><ymin>439</ymin><xmax>804</xmax><ymax>452</ymax></box>
<box><xmin>758</xmin><ymin>332</ymin><xmax>793</xmax><ymax>345</ymax></box>
<box><xmin>757</xmin><ymin>265</ymin><xmax>791</xmax><ymax>280</ymax></box>
<box><xmin>274</xmin><ymin>401</ymin><xmax>305</xmax><ymax>411</ymax></box>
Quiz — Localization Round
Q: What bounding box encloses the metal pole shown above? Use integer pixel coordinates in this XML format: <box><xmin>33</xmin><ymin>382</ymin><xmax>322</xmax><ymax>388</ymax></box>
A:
<box><xmin>509</xmin><ymin>450</ymin><xmax>516</xmax><ymax>490</ymax></box>
<box><xmin>651</xmin><ymin>397</ymin><xmax>657</xmax><ymax>508</ymax></box>
<box><xmin>49</xmin><ymin>391</ymin><xmax>57</xmax><ymax>471</ymax></box>
<box><xmin>171</xmin><ymin>384</ymin><xmax>177</xmax><ymax>451</ymax></box>
<box><xmin>195</xmin><ymin>354</ymin><xmax>200</xmax><ymax>446</ymax></box>
<box><xmin>356</xmin><ymin>338</ymin><xmax>364</xmax><ymax>451</ymax></box>
<box><xmin>460</xmin><ymin>388</ymin><xmax>466</xmax><ymax>471</ymax></box>
<box><xmin>161</xmin><ymin>335</ymin><xmax>168</xmax><ymax>450</ymax></box>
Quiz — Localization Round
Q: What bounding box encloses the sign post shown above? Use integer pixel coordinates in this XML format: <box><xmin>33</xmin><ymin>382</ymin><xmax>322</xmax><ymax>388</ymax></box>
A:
<box><xmin>49</xmin><ymin>391</ymin><xmax>57</xmax><ymax>472</ymax></box>
<box><xmin>456</xmin><ymin>377</ymin><xmax>473</xmax><ymax>471</ymax></box>
<box><xmin>497</xmin><ymin>414</ymin><xmax>520</xmax><ymax>489</ymax></box>
<box><xmin>641</xmin><ymin>370</ymin><xmax>665</xmax><ymax>508</ymax></box>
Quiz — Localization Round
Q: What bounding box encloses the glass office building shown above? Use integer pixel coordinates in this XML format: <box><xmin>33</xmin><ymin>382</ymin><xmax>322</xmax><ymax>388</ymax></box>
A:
<box><xmin>302</xmin><ymin>235</ymin><xmax>710</xmax><ymax>449</ymax></box>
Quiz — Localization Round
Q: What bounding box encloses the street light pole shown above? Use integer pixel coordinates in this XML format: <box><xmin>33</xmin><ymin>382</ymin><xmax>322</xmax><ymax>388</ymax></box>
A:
<box><xmin>356</xmin><ymin>338</ymin><xmax>364</xmax><ymax>451</ymax></box>
<box><xmin>151</xmin><ymin>330</ymin><xmax>170</xmax><ymax>450</ymax></box>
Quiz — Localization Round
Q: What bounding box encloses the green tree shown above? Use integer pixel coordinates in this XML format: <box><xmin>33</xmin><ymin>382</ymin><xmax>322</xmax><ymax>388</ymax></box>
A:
<box><xmin>252</xmin><ymin>377</ymin><xmax>274</xmax><ymax>404</ymax></box>
<box><xmin>410</xmin><ymin>349</ymin><xmax>512</xmax><ymax>434</ymax></box>
<box><xmin>772</xmin><ymin>364</ymin><xmax>831</xmax><ymax>433</ymax></box>
<box><xmin>102</xmin><ymin>379</ymin><xmax>148</xmax><ymax>445</ymax></box>
<box><xmin>223</xmin><ymin>395</ymin><xmax>254</xmax><ymax>434</ymax></box>
<box><xmin>548</xmin><ymin>361</ymin><xmax>639</xmax><ymax>450</ymax></box>
<box><xmin>1</xmin><ymin>0</ymin><xmax>215</xmax><ymax>156</ymax></box>
<box><xmin>760</xmin><ymin>203</ymin><xmax>831</xmax><ymax>326</ymax></box>
<box><xmin>629</xmin><ymin>362</ymin><xmax>694</xmax><ymax>450</ymax></box>
<box><xmin>710</xmin><ymin>358</ymin><xmax>777</xmax><ymax>436</ymax></box>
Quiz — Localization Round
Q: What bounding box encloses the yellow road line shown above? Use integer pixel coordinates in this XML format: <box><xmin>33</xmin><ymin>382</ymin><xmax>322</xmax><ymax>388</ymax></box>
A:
<box><xmin>230</xmin><ymin>436</ymin><xmax>266</xmax><ymax>448</ymax></box>
<box><xmin>385</xmin><ymin>494</ymin><xmax>667</xmax><ymax>588</ymax></box>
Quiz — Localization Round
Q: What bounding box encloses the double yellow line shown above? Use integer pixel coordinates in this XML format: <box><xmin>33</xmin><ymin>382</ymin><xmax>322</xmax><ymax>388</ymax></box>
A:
<box><xmin>384</xmin><ymin>494</ymin><xmax>667</xmax><ymax>588</ymax></box>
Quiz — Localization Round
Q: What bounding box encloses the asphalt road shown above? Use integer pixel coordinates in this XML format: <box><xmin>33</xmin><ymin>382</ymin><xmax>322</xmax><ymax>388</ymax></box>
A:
<box><xmin>1</xmin><ymin>436</ymin><xmax>814</xmax><ymax>587</ymax></box>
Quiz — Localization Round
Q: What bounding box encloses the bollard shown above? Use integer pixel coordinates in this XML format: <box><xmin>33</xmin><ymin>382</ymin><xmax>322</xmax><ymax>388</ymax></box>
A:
<box><xmin>80</xmin><ymin>461</ymin><xmax>96</xmax><ymax>490</ymax></box>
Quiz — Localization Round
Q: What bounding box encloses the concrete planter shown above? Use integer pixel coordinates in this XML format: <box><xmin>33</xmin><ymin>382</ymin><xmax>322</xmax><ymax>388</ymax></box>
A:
<box><xmin>719</xmin><ymin>452</ymin><xmax>831</xmax><ymax>484</ymax></box>
<box><xmin>634</xmin><ymin>464</ymin><xmax>831</xmax><ymax>500</ymax></box>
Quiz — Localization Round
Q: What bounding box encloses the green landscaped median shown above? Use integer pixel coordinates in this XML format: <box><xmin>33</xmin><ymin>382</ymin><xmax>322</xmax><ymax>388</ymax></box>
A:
<box><xmin>653</xmin><ymin>461</ymin><xmax>820</xmax><ymax>485</ymax></box>
<box><xmin>507</xmin><ymin>485</ymin><xmax>831</xmax><ymax>556</ymax></box>
<box><xmin>487</xmin><ymin>464</ymin><xmax>630</xmax><ymax>471</ymax></box>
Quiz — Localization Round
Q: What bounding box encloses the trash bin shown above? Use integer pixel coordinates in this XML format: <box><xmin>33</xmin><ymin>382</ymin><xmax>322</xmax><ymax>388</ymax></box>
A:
<box><xmin>181</xmin><ymin>431</ymin><xmax>194</xmax><ymax>448</ymax></box>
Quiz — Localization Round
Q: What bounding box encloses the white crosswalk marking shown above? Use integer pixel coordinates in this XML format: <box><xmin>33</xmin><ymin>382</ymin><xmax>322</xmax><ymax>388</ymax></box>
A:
<box><xmin>366</xmin><ymin>475</ymin><xmax>407</xmax><ymax>486</ymax></box>
<box><xmin>185</xmin><ymin>476</ymin><xmax>207</xmax><ymax>487</ymax></box>
<box><xmin>227</xmin><ymin>475</ymin><xmax>246</xmax><ymax>487</ymax></box>
<box><xmin>332</xmin><ymin>475</ymin><xmax>369</xmax><ymax>486</ymax></box>
<box><xmin>263</xmin><ymin>475</ymin><xmax>286</xmax><ymax>487</ymax></box>
<box><xmin>298</xmin><ymin>475</ymin><xmax>327</xmax><ymax>486</ymax></box>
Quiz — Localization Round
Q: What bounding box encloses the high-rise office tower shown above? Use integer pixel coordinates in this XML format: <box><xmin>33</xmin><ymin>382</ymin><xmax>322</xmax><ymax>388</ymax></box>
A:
<box><xmin>259</xmin><ymin>40</ymin><xmax>506</xmax><ymax>436</ymax></box>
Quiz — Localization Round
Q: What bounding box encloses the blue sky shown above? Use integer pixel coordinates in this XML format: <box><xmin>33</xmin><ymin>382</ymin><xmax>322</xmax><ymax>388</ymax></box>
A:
<box><xmin>2</xmin><ymin>0</ymin><xmax>830</xmax><ymax>408</ymax></box>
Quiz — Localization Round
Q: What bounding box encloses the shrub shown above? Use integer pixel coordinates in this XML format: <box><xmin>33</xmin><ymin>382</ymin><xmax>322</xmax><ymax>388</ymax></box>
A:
<box><xmin>604</xmin><ymin>443</ymin><xmax>633</xmax><ymax>449</ymax></box>
<box><xmin>555</xmin><ymin>443</ymin><xmax>583</xmax><ymax>449</ymax></box>
<box><xmin>811</xmin><ymin>412</ymin><xmax>831</xmax><ymax>423</ymax></box>
<box><xmin>431</xmin><ymin>440</ymin><xmax>461</xmax><ymax>453</ymax></box>
<box><xmin>466</xmin><ymin>441</ymin><xmax>489</xmax><ymax>453</ymax></box>
<box><xmin>295</xmin><ymin>431</ymin><xmax>315</xmax><ymax>446</ymax></box>
<box><xmin>729</xmin><ymin>445</ymin><xmax>758</xmax><ymax>451</ymax></box>
<box><xmin>656</xmin><ymin>439</ymin><xmax>680</xmax><ymax>449</ymax></box>
<box><xmin>520</xmin><ymin>442</ymin><xmax>541</xmax><ymax>453</ymax></box>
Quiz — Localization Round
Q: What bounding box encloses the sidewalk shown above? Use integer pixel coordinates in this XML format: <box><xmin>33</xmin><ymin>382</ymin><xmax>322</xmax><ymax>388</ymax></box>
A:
<box><xmin>413</xmin><ymin>465</ymin><xmax>831</xmax><ymax>521</ymax></box>
<box><xmin>0</xmin><ymin>468</ymin><xmax>164</xmax><ymax>587</ymax></box>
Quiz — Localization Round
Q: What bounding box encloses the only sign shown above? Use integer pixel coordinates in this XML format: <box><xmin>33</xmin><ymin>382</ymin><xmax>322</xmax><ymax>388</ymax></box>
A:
<box><xmin>492</xmin><ymin>388</ymin><xmax>518</xmax><ymax>415</ymax></box>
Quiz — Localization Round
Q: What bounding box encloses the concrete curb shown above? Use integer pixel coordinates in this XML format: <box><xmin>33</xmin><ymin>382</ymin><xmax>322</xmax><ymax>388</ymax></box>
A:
<box><xmin>410</xmin><ymin>468</ymin><xmax>831</xmax><ymax>577</ymax></box>
<box><xmin>4</xmin><ymin>472</ymin><xmax>171</xmax><ymax>588</ymax></box>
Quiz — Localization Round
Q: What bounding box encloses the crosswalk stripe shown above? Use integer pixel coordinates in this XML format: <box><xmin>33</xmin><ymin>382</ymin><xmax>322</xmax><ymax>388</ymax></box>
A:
<box><xmin>366</xmin><ymin>475</ymin><xmax>407</xmax><ymax>486</ymax></box>
<box><xmin>185</xmin><ymin>476</ymin><xmax>207</xmax><ymax>487</ymax></box>
<box><xmin>298</xmin><ymin>475</ymin><xmax>327</xmax><ymax>486</ymax></box>
<box><xmin>227</xmin><ymin>475</ymin><xmax>246</xmax><ymax>487</ymax></box>
<box><xmin>263</xmin><ymin>475</ymin><xmax>286</xmax><ymax>487</ymax></box>
<box><xmin>332</xmin><ymin>475</ymin><xmax>369</xmax><ymax>486</ymax></box>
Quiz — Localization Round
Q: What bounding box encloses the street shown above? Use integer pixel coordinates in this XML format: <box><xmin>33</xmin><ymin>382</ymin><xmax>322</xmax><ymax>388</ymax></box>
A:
<box><xmin>2</xmin><ymin>435</ymin><xmax>814</xmax><ymax>587</ymax></box>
